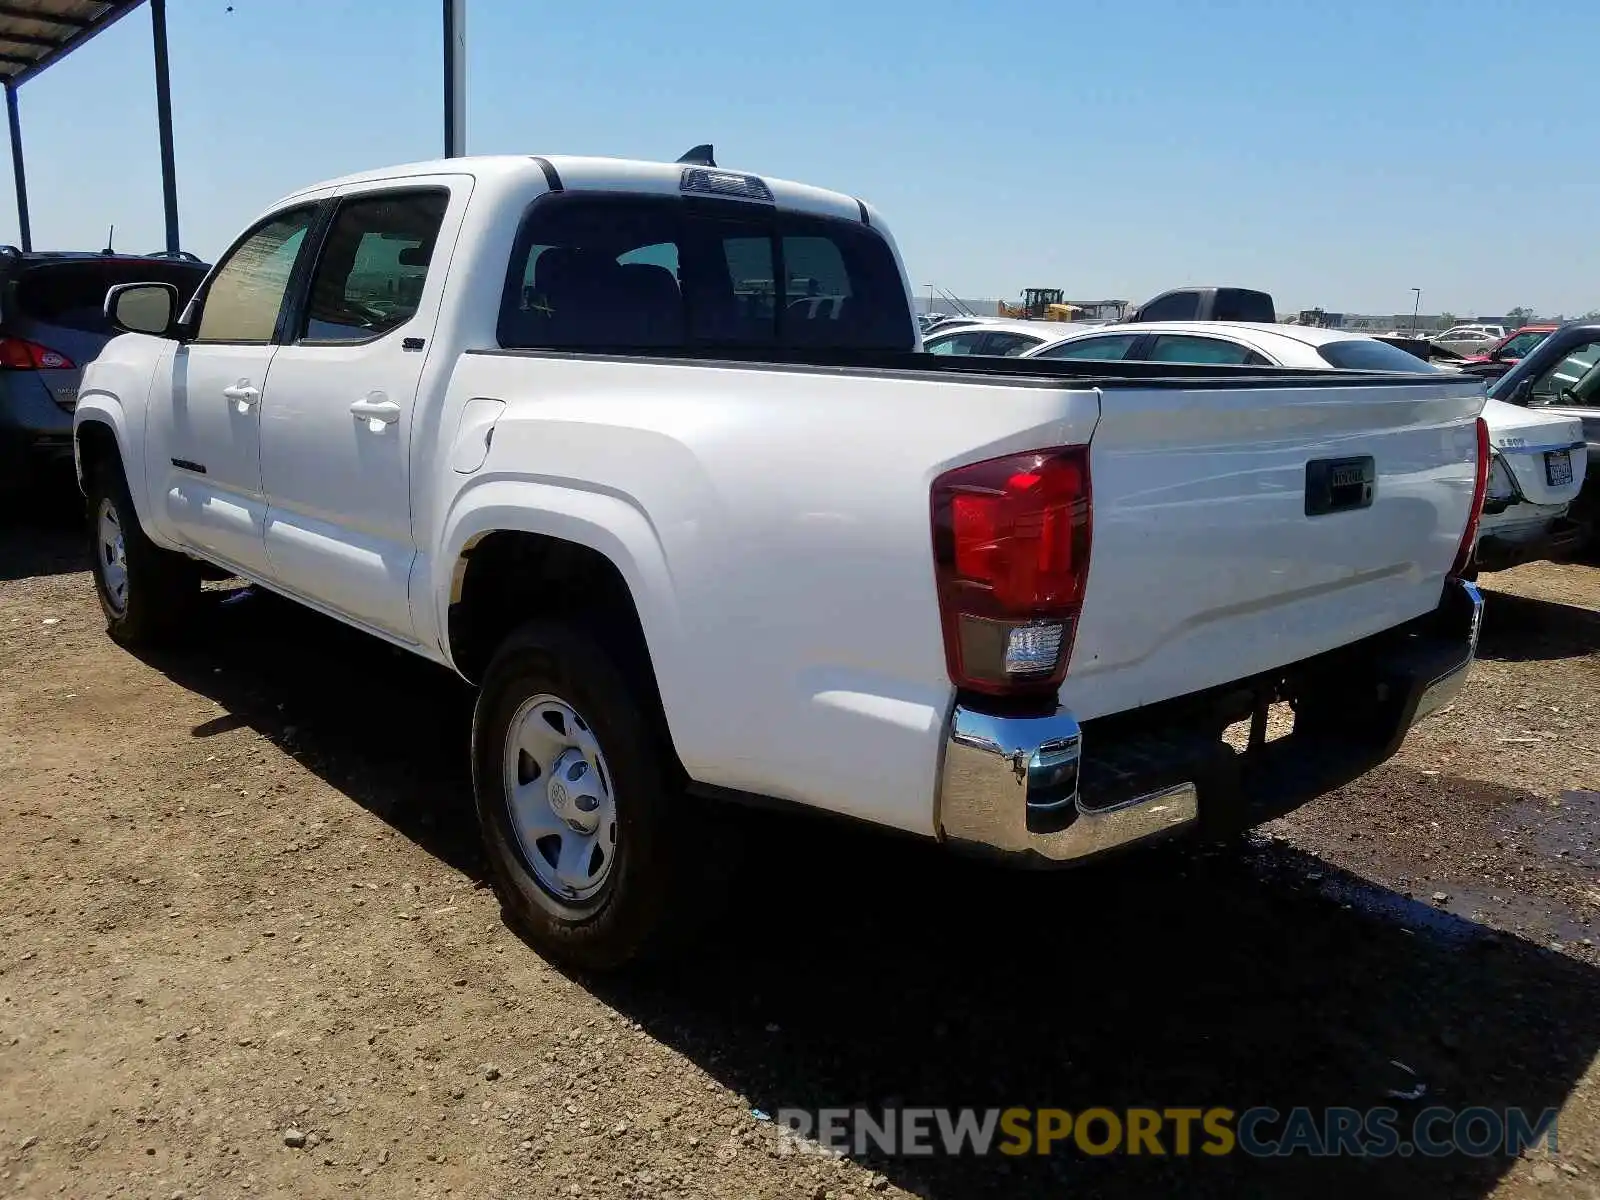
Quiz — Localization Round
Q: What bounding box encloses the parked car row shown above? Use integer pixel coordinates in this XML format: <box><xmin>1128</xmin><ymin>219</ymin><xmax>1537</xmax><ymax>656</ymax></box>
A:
<box><xmin>1451</xmin><ymin>324</ymin><xmax>1559</xmax><ymax>382</ymax></box>
<box><xmin>924</xmin><ymin>315</ymin><xmax>1592</xmax><ymax>573</ymax></box>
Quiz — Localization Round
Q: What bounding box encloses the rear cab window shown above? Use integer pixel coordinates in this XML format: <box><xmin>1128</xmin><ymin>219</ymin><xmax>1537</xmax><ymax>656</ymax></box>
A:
<box><xmin>498</xmin><ymin>193</ymin><xmax>913</xmax><ymax>353</ymax></box>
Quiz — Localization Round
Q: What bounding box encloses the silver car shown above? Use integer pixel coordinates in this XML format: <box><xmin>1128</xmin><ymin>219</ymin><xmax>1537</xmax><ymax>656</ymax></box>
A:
<box><xmin>0</xmin><ymin>248</ymin><xmax>207</xmax><ymax>491</ymax></box>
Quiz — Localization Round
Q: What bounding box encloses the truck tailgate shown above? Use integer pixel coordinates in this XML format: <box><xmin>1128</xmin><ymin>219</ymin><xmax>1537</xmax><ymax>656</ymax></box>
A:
<box><xmin>1063</xmin><ymin>376</ymin><xmax>1487</xmax><ymax>721</ymax></box>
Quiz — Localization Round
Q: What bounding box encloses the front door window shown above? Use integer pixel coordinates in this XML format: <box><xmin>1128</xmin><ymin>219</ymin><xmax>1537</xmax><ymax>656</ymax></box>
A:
<box><xmin>194</xmin><ymin>207</ymin><xmax>317</xmax><ymax>343</ymax></box>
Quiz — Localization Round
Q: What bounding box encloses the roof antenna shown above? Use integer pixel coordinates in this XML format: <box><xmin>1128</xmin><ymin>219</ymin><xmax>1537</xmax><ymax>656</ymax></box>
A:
<box><xmin>101</xmin><ymin>224</ymin><xmax>115</xmax><ymax>255</ymax></box>
<box><xmin>676</xmin><ymin>144</ymin><xmax>716</xmax><ymax>167</ymax></box>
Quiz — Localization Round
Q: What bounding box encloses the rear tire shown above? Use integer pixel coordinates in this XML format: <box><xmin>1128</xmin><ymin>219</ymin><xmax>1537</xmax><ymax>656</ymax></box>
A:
<box><xmin>86</xmin><ymin>459</ymin><xmax>200</xmax><ymax>647</ymax></box>
<box><xmin>471</xmin><ymin>619</ymin><xmax>689</xmax><ymax>971</ymax></box>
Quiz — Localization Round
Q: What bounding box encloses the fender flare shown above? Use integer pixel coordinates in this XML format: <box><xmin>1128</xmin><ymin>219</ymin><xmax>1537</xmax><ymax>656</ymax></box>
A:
<box><xmin>72</xmin><ymin>391</ymin><xmax>177</xmax><ymax>550</ymax></box>
<box><xmin>435</xmin><ymin>475</ymin><xmax>693</xmax><ymax>734</ymax></box>
<box><xmin>71</xmin><ymin>391</ymin><xmax>130</xmax><ymax>490</ymax></box>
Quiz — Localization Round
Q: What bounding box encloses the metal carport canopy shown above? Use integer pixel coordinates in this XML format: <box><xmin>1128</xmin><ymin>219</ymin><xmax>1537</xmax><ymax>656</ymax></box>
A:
<box><xmin>2</xmin><ymin>1</ymin><xmax>469</xmax><ymax>256</ymax></box>
<box><xmin>0</xmin><ymin>1</ymin><xmax>171</xmax><ymax>254</ymax></box>
<box><xmin>0</xmin><ymin>0</ymin><xmax>146</xmax><ymax>87</ymax></box>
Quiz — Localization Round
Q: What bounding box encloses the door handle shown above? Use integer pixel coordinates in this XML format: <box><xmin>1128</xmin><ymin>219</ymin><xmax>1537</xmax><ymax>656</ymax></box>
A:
<box><xmin>349</xmin><ymin>396</ymin><xmax>402</xmax><ymax>425</ymax></box>
<box><xmin>222</xmin><ymin>382</ymin><xmax>260</xmax><ymax>405</ymax></box>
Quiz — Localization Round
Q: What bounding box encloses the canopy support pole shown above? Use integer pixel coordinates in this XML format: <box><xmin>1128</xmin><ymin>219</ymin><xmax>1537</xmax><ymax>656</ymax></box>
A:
<box><xmin>151</xmin><ymin>0</ymin><xmax>180</xmax><ymax>254</ymax></box>
<box><xmin>6</xmin><ymin>84</ymin><xmax>29</xmax><ymax>251</ymax></box>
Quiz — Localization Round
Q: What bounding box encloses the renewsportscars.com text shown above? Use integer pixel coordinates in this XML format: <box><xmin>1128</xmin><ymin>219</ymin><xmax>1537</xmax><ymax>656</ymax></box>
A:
<box><xmin>776</xmin><ymin>1106</ymin><xmax>1560</xmax><ymax>1159</ymax></box>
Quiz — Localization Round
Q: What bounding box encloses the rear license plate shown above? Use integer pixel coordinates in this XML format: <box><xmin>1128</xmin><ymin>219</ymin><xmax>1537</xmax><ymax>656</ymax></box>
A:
<box><xmin>1545</xmin><ymin>450</ymin><xmax>1574</xmax><ymax>487</ymax></box>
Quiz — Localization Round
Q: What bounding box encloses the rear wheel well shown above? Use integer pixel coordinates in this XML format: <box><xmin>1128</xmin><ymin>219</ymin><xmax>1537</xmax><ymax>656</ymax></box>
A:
<box><xmin>448</xmin><ymin>533</ymin><xmax>661</xmax><ymax>701</ymax></box>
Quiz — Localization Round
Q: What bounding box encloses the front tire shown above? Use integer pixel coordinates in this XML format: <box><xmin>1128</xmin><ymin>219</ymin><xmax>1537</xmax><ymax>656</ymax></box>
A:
<box><xmin>471</xmin><ymin>620</ymin><xmax>684</xmax><ymax>971</ymax></box>
<box><xmin>86</xmin><ymin>460</ymin><xmax>200</xmax><ymax>646</ymax></box>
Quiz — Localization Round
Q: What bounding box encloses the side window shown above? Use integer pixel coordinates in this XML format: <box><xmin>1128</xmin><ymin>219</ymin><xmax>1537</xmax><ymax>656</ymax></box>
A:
<box><xmin>1532</xmin><ymin>340</ymin><xmax>1600</xmax><ymax>405</ymax></box>
<box><xmin>194</xmin><ymin>206</ymin><xmax>317</xmax><ymax>343</ymax></box>
<box><xmin>1035</xmin><ymin>334</ymin><xmax>1139</xmax><ymax>361</ymax></box>
<box><xmin>925</xmin><ymin>331</ymin><xmax>986</xmax><ymax>356</ymax></box>
<box><xmin>980</xmin><ymin>331</ymin><xmax>1042</xmax><ymax>356</ymax></box>
<box><xmin>1145</xmin><ymin>335</ymin><xmax>1268</xmax><ymax>366</ymax></box>
<box><xmin>1137</xmin><ymin>292</ymin><xmax>1200</xmax><ymax>321</ymax></box>
<box><xmin>300</xmin><ymin>190</ymin><xmax>450</xmax><ymax>343</ymax></box>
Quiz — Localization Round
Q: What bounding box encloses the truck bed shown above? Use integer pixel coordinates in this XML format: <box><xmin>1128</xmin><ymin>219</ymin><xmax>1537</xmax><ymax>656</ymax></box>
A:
<box><xmin>443</xmin><ymin>346</ymin><xmax>1484</xmax><ymax>832</ymax></box>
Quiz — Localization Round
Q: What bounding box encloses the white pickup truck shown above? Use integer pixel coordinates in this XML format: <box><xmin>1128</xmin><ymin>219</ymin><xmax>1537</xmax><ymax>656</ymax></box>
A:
<box><xmin>76</xmin><ymin>153</ymin><xmax>1490</xmax><ymax>969</ymax></box>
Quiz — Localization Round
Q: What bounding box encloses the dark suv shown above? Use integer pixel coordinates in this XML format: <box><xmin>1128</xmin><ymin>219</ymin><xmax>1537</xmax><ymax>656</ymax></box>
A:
<box><xmin>0</xmin><ymin>248</ymin><xmax>208</xmax><ymax>490</ymax></box>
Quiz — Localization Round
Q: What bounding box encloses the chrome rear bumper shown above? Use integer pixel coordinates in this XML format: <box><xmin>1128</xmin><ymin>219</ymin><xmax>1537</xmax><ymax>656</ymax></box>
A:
<box><xmin>937</xmin><ymin>579</ymin><xmax>1482</xmax><ymax>865</ymax></box>
<box><xmin>938</xmin><ymin>705</ymin><xmax>1198</xmax><ymax>862</ymax></box>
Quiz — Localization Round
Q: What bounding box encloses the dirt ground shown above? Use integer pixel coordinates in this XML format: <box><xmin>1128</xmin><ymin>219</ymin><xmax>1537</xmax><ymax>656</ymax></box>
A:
<box><xmin>3</xmin><ymin>499</ymin><xmax>1600</xmax><ymax>1200</ymax></box>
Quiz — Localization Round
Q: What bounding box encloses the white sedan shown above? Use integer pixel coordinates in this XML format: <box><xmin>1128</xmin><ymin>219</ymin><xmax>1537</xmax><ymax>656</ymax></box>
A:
<box><xmin>1023</xmin><ymin>321</ymin><xmax>1587</xmax><ymax>574</ymax></box>
<box><xmin>922</xmin><ymin>318</ymin><xmax>1091</xmax><ymax>358</ymax></box>
<box><xmin>1016</xmin><ymin>320</ymin><xmax>1439</xmax><ymax>371</ymax></box>
<box><xmin>1432</xmin><ymin>325</ymin><xmax>1506</xmax><ymax>356</ymax></box>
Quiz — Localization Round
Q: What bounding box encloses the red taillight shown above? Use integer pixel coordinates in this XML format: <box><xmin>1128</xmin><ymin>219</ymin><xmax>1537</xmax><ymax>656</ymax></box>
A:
<box><xmin>0</xmin><ymin>336</ymin><xmax>73</xmax><ymax>370</ymax></box>
<box><xmin>1449</xmin><ymin>416</ymin><xmax>1490</xmax><ymax>579</ymax></box>
<box><xmin>931</xmin><ymin>446</ymin><xmax>1093</xmax><ymax>696</ymax></box>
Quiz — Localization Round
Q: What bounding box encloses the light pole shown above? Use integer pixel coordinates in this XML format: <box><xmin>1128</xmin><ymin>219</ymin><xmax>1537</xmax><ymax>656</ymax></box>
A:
<box><xmin>1410</xmin><ymin>288</ymin><xmax>1422</xmax><ymax>334</ymax></box>
<box><xmin>924</xmin><ymin>283</ymin><xmax>935</xmax><ymax>317</ymax></box>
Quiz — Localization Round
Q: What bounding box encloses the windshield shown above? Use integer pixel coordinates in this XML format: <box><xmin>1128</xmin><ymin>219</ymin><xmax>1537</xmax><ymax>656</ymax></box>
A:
<box><xmin>1497</xmin><ymin>330</ymin><xmax>1549</xmax><ymax>358</ymax></box>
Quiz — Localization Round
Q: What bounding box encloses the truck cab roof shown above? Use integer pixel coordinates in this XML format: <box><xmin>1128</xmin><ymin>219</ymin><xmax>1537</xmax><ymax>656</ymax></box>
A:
<box><xmin>274</xmin><ymin>154</ymin><xmax>874</xmax><ymax>226</ymax></box>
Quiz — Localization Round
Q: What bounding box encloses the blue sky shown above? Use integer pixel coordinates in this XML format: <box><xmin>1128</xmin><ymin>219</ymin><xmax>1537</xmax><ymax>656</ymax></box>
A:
<box><xmin>5</xmin><ymin>0</ymin><xmax>1595</xmax><ymax>316</ymax></box>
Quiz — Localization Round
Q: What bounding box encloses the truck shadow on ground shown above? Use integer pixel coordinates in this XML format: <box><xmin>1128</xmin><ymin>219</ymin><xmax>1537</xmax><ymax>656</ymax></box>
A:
<box><xmin>1476</xmin><ymin>586</ymin><xmax>1600</xmax><ymax>662</ymax></box>
<box><xmin>103</xmin><ymin>572</ymin><xmax>1600</xmax><ymax>1200</ymax></box>
<box><xmin>152</xmin><ymin>585</ymin><xmax>487</xmax><ymax>881</ymax></box>
<box><xmin>588</xmin><ymin>826</ymin><xmax>1600</xmax><ymax>1199</ymax></box>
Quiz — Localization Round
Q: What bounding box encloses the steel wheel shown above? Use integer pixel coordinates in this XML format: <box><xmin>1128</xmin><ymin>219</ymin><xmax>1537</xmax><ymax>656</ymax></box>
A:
<box><xmin>502</xmin><ymin>693</ymin><xmax>618</xmax><ymax>904</ymax></box>
<box><xmin>97</xmin><ymin>497</ymin><xmax>130</xmax><ymax>615</ymax></box>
